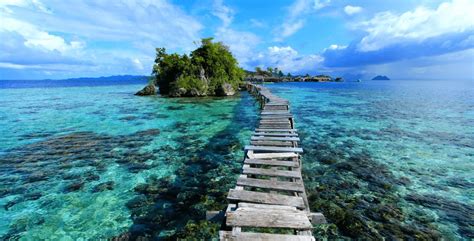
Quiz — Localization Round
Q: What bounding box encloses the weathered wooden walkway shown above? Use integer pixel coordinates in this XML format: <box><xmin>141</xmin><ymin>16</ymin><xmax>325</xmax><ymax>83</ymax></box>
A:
<box><xmin>218</xmin><ymin>83</ymin><xmax>326</xmax><ymax>241</ymax></box>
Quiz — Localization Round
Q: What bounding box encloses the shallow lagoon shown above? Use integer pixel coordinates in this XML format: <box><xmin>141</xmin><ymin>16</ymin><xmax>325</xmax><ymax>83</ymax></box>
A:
<box><xmin>0</xmin><ymin>80</ymin><xmax>473</xmax><ymax>239</ymax></box>
<box><xmin>268</xmin><ymin>80</ymin><xmax>474</xmax><ymax>239</ymax></box>
<box><xmin>0</xmin><ymin>84</ymin><xmax>257</xmax><ymax>239</ymax></box>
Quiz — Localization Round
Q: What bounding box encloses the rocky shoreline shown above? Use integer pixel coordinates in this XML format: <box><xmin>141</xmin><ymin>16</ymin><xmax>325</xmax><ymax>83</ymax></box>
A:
<box><xmin>246</xmin><ymin>75</ymin><xmax>343</xmax><ymax>83</ymax></box>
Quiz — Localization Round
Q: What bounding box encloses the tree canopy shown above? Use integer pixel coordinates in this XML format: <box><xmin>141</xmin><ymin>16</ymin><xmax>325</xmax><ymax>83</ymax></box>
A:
<box><xmin>152</xmin><ymin>38</ymin><xmax>244</xmax><ymax>97</ymax></box>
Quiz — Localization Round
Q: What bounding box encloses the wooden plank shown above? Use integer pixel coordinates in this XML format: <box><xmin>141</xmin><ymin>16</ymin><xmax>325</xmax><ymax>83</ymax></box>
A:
<box><xmin>259</xmin><ymin>126</ymin><xmax>293</xmax><ymax>130</ymax></box>
<box><xmin>259</xmin><ymin>125</ymin><xmax>293</xmax><ymax>129</ymax></box>
<box><xmin>238</xmin><ymin>203</ymin><xmax>297</xmax><ymax>210</ymax></box>
<box><xmin>247</xmin><ymin>152</ymin><xmax>298</xmax><ymax>159</ymax></box>
<box><xmin>259</xmin><ymin>114</ymin><xmax>293</xmax><ymax>118</ymax></box>
<box><xmin>227</xmin><ymin>190</ymin><xmax>305</xmax><ymax>208</ymax></box>
<box><xmin>220</xmin><ymin>231</ymin><xmax>315</xmax><ymax>241</ymax></box>
<box><xmin>265</xmin><ymin>103</ymin><xmax>289</xmax><ymax>106</ymax></box>
<box><xmin>261</xmin><ymin>111</ymin><xmax>291</xmax><ymax>115</ymax></box>
<box><xmin>259</xmin><ymin>123</ymin><xmax>291</xmax><ymax>127</ymax></box>
<box><xmin>259</xmin><ymin>123</ymin><xmax>292</xmax><ymax>127</ymax></box>
<box><xmin>237</xmin><ymin>177</ymin><xmax>305</xmax><ymax>192</ymax></box>
<box><xmin>244</xmin><ymin>158</ymin><xmax>299</xmax><ymax>167</ymax></box>
<box><xmin>254</xmin><ymin>132</ymin><xmax>298</xmax><ymax>137</ymax></box>
<box><xmin>263</xmin><ymin>106</ymin><xmax>288</xmax><ymax>110</ymax></box>
<box><xmin>255</xmin><ymin>128</ymin><xmax>297</xmax><ymax>132</ymax></box>
<box><xmin>250</xmin><ymin>141</ymin><xmax>294</xmax><ymax>147</ymax></box>
<box><xmin>251</xmin><ymin>136</ymin><xmax>300</xmax><ymax>141</ymax></box>
<box><xmin>226</xmin><ymin>207</ymin><xmax>312</xmax><ymax>229</ymax></box>
<box><xmin>260</xmin><ymin>120</ymin><xmax>290</xmax><ymax>124</ymax></box>
<box><xmin>243</xmin><ymin>166</ymin><xmax>301</xmax><ymax>178</ymax></box>
<box><xmin>244</xmin><ymin>145</ymin><xmax>303</xmax><ymax>153</ymax></box>
<box><xmin>259</xmin><ymin>119</ymin><xmax>291</xmax><ymax>122</ymax></box>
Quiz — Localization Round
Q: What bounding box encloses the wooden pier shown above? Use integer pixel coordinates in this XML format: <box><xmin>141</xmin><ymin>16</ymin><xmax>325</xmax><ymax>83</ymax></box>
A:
<box><xmin>218</xmin><ymin>83</ymin><xmax>326</xmax><ymax>241</ymax></box>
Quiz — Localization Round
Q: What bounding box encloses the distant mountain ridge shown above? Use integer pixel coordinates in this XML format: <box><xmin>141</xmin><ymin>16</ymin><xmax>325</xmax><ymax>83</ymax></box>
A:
<box><xmin>372</xmin><ymin>75</ymin><xmax>390</xmax><ymax>80</ymax></box>
<box><xmin>43</xmin><ymin>75</ymin><xmax>149</xmax><ymax>82</ymax></box>
<box><xmin>0</xmin><ymin>75</ymin><xmax>150</xmax><ymax>89</ymax></box>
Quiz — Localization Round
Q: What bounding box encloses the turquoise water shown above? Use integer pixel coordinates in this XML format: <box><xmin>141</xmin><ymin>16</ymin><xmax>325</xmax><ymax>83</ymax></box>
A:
<box><xmin>267</xmin><ymin>80</ymin><xmax>474</xmax><ymax>239</ymax></box>
<box><xmin>0</xmin><ymin>81</ymin><xmax>473</xmax><ymax>239</ymax></box>
<box><xmin>0</xmin><ymin>84</ymin><xmax>257</xmax><ymax>239</ymax></box>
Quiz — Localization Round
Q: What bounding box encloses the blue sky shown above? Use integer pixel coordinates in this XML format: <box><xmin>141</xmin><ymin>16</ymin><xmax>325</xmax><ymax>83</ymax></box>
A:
<box><xmin>0</xmin><ymin>0</ymin><xmax>473</xmax><ymax>80</ymax></box>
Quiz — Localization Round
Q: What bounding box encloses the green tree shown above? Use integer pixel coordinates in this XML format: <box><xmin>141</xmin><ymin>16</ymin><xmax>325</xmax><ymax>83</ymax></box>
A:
<box><xmin>267</xmin><ymin>67</ymin><xmax>274</xmax><ymax>76</ymax></box>
<box><xmin>278</xmin><ymin>70</ymin><xmax>284</xmax><ymax>77</ymax></box>
<box><xmin>152</xmin><ymin>38</ymin><xmax>244</xmax><ymax>96</ymax></box>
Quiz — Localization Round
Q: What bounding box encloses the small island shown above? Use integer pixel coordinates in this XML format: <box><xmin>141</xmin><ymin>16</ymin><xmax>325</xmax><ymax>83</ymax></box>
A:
<box><xmin>245</xmin><ymin>68</ymin><xmax>342</xmax><ymax>83</ymax></box>
<box><xmin>137</xmin><ymin>38</ymin><xmax>243</xmax><ymax>97</ymax></box>
<box><xmin>372</xmin><ymin>75</ymin><xmax>390</xmax><ymax>80</ymax></box>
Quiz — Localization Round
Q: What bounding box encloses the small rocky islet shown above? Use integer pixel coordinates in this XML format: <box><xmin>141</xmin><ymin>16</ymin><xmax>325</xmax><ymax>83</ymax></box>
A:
<box><xmin>135</xmin><ymin>38</ymin><xmax>243</xmax><ymax>97</ymax></box>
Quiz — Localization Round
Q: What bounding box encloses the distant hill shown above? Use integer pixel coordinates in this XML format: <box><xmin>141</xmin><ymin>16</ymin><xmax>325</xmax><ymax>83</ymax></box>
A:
<box><xmin>372</xmin><ymin>75</ymin><xmax>390</xmax><ymax>80</ymax></box>
<box><xmin>56</xmin><ymin>75</ymin><xmax>149</xmax><ymax>82</ymax></box>
<box><xmin>0</xmin><ymin>75</ymin><xmax>150</xmax><ymax>89</ymax></box>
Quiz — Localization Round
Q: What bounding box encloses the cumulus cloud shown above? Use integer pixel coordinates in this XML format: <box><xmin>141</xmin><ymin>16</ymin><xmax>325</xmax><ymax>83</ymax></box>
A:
<box><xmin>0</xmin><ymin>16</ymin><xmax>83</xmax><ymax>53</ymax></box>
<box><xmin>215</xmin><ymin>28</ymin><xmax>261</xmax><ymax>69</ymax></box>
<box><xmin>322</xmin><ymin>0</ymin><xmax>474</xmax><ymax>69</ymax></box>
<box><xmin>250</xmin><ymin>46</ymin><xmax>324</xmax><ymax>74</ymax></box>
<box><xmin>344</xmin><ymin>5</ymin><xmax>362</xmax><ymax>15</ymax></box>
<box><xmin>357</xmin><ymin>0</ymin><xmax>474</xmax><ymax>51</ymax></box>
<box><xmin>0</xmin><ymin>0</ymin><xmax>203</xmax><ymax>78</ymax></box>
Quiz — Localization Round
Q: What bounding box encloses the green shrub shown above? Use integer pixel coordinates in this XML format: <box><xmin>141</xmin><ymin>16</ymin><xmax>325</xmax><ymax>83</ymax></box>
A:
<box><xmin>152</xmin><ymin>38</ymin><xmax>244</xmax><ymax>96</ymax></box>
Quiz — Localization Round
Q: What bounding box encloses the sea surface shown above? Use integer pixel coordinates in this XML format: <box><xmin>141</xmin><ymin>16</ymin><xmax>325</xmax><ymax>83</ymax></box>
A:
<box><xmin>267</xmin><ymin>80</ymin><xmax>474</xmax><ymax>240</ymax></box>
<box><xmin>0</xmin><ymin>80</ymin><xmax>473</xmax><ymax>239</ymax></box>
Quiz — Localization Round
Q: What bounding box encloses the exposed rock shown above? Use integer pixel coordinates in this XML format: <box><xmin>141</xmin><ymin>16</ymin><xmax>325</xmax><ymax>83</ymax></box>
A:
<box><xmin>187</xmin><ymin>88</ymin><xmax>202</xmax><ymax>97</ymax></box>
<box><xmin>92</xmin><ymin>181</ymin><xmax>114</xmax><ymax>193</ymax></box>
<box><xmin>216</xmin><ymin>83</ymin><xmax>235</xmax><ymax>96</ymax></box>
<box><xmin>169</xmin><ymin>87</ymin><xmax>187</xmax><ymax>97</ymax></box>
<box><xmin>64</xmin><ymin>181</ymin><xmax>84</xmax><ymax>192</ymax></box>
<box><xmin>135</xmin><ymin>84</ymin><xmax>156</xmax><ymax>96</ymax></box>
<box><xmin>199</xmin><ymin>68</ymin><xmax>208</xmax><ymax>86</ymax></box>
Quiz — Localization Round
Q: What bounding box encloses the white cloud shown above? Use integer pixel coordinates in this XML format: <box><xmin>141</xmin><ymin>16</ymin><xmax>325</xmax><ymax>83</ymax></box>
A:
<box><xmin>211</xmin><ymin>0</ymin><xmax>261</xmax><ymax>69</ymax></box>
<box><xmin>0</xmin><ymin>0</ymin><xmax>51</xmax><ymax>13</ymax></box>
<box><xmin>314</xmin><ymin>0</ymin><xmax>331</xmax><ymax>10</ymax></box>
<box><xmin>132</xmin><ymin>58</ymin><xmax>144</xmax><ymax>70</ymax></box>
<box><xmin>344</xmin><ymin>5</ymin><xmax>362</xmax><ymax>15</ymax></box>
<box><xmin>0</xmin><ymin>0</ymin><xmax>203</xmax><ymax>78</ymax></box>
<box><xmin>280</xmin><ymin>20</ymin><xmax>305</xmax><ymax>38</ymax></box>
<box><xmin>275</xmin><ymin>0</ymin><xmax>331</xmax><ymax>40</ymax></box>
<box><xmin>215</xmin><ymin>28</ymin><xmax>261</xmax><ymax>69</ymax></box>
<box><xmin>327</xmin><ymin>44</ymin><xmax>347</xmax><ymax>50</ymax></box>
<box><xmin>357</xmin><ymin>0</ymin><xmax>474</xmax><ymax>51</ymax></box>
<box><xmin>0</xmin><ymin>16</ymin><xmax>82</xmax><ymax>53</ymax></box>
<box><xmin>212</xmin><ymin>0</ymin><xmax>233</xmax><ymax>28</ymax></box>
<box><xmin>3</xmin><ymin>0</ymin><xmax>203</xmax><ymax>51</ymax></box>
<box><xmin>254</xmin><ymin>46</ymin><xmax>324</xmax><ymax>74</ymax></box>
<box><xmin>268</xmin><ymin>46</ymin><xmax>298</xmax><ymax>56</ymax></box>
<box><xmin>250</xmin><ymin>19</ymin><xmax>266</xmax><ymax>28</ymax></box>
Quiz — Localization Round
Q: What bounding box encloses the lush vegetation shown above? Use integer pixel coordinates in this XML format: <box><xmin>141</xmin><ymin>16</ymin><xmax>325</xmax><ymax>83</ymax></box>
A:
<box><xmin>254</xmin><ymin>66</ymin><xmax>286</xmax><ymax>77</ymax></box>
<box><xmin>152</xmin><ymin>38</ymin><xmax>244</xmax><ymax>97</ymax></box>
